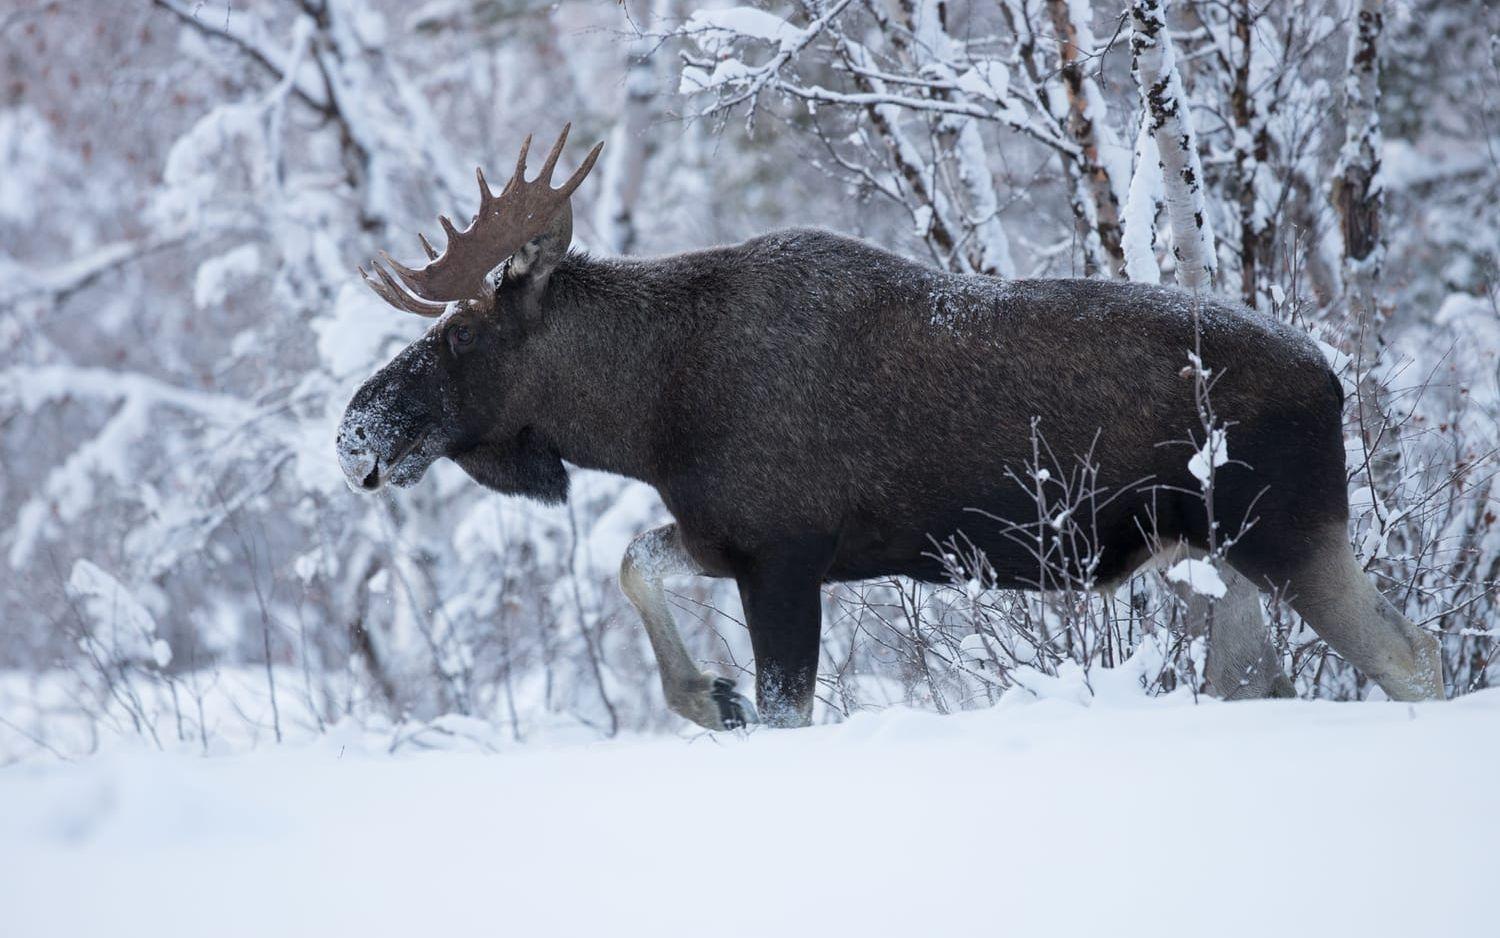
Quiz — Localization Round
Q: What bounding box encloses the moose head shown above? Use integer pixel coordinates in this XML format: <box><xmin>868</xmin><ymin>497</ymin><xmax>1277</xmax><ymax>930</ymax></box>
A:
<box><xmin>336</xmin><ymin>126</ymin><xmax>603</xmax><ymax>503</ymax></box>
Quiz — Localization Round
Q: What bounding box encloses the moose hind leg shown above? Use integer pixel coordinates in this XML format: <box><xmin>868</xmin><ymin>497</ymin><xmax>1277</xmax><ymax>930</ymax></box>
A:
<box><xmin>1203</xmin><ymin>566</ymin><xmax>1294</xmax><ymax>699</ymax></box>
<box><xmin>620</xmin><ymin>524</ymin><xmax>756</xmax><ymax>730</ymax></box>
<box><xmin>1279</xmin><ymin>524</ymin><xmax>1445</xmax><ymax>701</ymax></box>
<box><xmin>1162</xmin><ymin>545</ymin><xmax>1293</xmax><ymax>699</ymax></box>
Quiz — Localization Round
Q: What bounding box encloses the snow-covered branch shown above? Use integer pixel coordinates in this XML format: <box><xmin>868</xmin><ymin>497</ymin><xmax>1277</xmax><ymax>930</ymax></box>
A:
<box><xmin>1</xmin><ymin>365</ymin><xmax>268</xmax><ymax>569</ymax></box>
<box><xmin>679</xmin><ymin>1</ymin><xmax>856</xmax><ymax>117</ymax></box>
<box><xmin>150</xmin><ymin>0</ymin><xmax>332</xmax><ymax>114</ymax></box>
<box><xmin>679</xmin><ymin>3</ymin><xmax>1081</xmax><ymax>158</ymax></box>
<box><xmin>0</xmin><ymin>236</ymin><xmax>183</xmax><ymax>310</ymax></box>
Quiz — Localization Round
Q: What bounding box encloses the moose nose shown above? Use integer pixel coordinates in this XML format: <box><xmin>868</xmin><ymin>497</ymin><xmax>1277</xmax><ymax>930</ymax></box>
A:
<box><xmin>336</xmin><ymin>425</ymin><xmax>382</xmax><ymax>492</ymax></box>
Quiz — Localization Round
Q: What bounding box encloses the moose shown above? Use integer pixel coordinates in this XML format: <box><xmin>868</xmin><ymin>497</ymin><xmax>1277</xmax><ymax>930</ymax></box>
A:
<box><xmin>337</xmin><ymin>126</ymin><xmax>1444</xmax><ymax>728</ymax></box>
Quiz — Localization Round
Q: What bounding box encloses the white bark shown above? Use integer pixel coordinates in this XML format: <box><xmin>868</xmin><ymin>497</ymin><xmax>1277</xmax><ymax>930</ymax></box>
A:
<box><xmin>680</xmin><ymin>0</ymin><xmax>1081</xmax><ymax>276</ymax></box>
<box><xmin>906</xmin><ymin>0</ymin><xmax>1016</xmax><ymax>277</ymax></box>
<box><xmin>1047</xmin><ymin>0</ymin><xmax>1128</xmax><ymax>276</ymax></box>
<box><xmin>832</xmin><ymin>33</ymin><xmax>970</xmax><ymax>266</ymax></box>
<box><xmin>1332</xmin><ymin>0</ymin><xmax>1391</xmax><ymax>463</ymax></box>
<box><xmin>593</xmin><ymin>0</ymin><xmax>660</xmax><ymax>255</ymax></box>
<box><xmin>1122</xmin><ymin>123</ymin><xmax>1164</xmax><ymax>284</ymax></box>
<box><xmin>1334</xmin><ymin>0</ymin><xmax>1386</xmax><ymax>321</ymax></box>
<box><xmin>1130</xmin><ymin>0</ymin><xmax>1216</xmax><ymax>291</ymax></box>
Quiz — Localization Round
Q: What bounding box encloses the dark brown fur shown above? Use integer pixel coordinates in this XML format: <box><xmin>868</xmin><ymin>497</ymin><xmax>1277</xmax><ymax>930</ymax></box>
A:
<box><xmin>339</xmin><ymin>227</ymin><xmax>1353</xmax><ymax>721</ymax></box>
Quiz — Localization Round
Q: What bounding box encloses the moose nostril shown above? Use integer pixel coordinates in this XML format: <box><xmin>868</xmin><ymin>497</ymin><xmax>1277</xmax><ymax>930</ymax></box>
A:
<box><xmin>360</xmin><ymin>463</ymin><xmax>380</xmax><ymax>490</ymax></box>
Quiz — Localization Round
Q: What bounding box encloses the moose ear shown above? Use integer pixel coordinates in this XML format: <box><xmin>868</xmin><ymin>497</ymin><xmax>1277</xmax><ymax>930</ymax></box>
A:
<box><xmin>504</xmin><ymin>201</ymin><xmax>573</xmax><ymax>297</ymax></box>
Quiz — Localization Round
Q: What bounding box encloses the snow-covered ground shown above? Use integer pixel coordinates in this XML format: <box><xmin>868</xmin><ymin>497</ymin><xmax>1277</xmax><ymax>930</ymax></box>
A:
<box><xmin>3</xmin><ymin>687</ymin><xmax>1496</xmax><ymax>938</ymax></box>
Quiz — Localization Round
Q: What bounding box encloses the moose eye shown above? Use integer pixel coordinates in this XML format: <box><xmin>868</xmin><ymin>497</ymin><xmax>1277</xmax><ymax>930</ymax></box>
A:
<box><xmin>449</xmin><ymin>324</ymin><xmax>474</xmax><ymax>351</ymax></box>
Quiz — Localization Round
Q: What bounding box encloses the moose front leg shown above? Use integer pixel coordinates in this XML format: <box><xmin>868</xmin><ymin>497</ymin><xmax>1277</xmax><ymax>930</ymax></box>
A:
<box><xmin>619</xmin><ymin>524</ymin><xmax>756</xmax><ymax>730</ymax></box>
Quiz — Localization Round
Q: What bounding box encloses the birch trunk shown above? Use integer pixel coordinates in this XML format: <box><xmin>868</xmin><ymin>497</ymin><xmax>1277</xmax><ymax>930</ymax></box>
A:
<box><xmin>1047</xmin><ymin>0</ymin><xmax>1127</xmax><ymax>276</ymax></box>
<box><xmin>1332</xmin><ymin>0</ymin><xmax>1391</xmax><ymax>463</ymax></box>
<box><xmin>1333</xmin><ymin>0</ymin><xmax>1386</xmax><ymax>345</ymax></box>
<box><xmin>1227</xmin><ymin>0</ymin><xmax>1275</xmax><ymax>308</ymax></box>
<box><xmin>1121</xmin><ymin>123</ymin><xmax>1165</xmax><ymax>283</ymax></box>
<box><xmin>593</xmin><ymin>0</ymin><xmax>659</xmax><ymax>255</ymax></box>
<box><xmin>899</xmin><ymin>0</ymin><xmax>1016</xmax><ymax>277</ymax></box>
<box><xmin>1130</xmin><ymin>0</ymin><xmax>1216</xmax><ymax>292</ymax></box>
<box><xmin>832</xmin><ymin>33</ymin><xmax>966</xmax><ymax>265</ymax></box>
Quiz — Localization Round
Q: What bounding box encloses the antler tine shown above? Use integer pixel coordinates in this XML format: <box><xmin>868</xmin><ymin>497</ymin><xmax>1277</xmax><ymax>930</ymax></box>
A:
<box><xmin>418</xmin><ymin>233</ymin><xmax>438</xmax><ymax>260</ymax></box>
<box><xmin>475</xmin><ymin>167</ymin><xmax>494</xmax><ymax>208</ymax></box>
<box><xmin>555</xmin><ymin>139</ymin><xmax>605</xmax><ymax>200</ymax></box>
<box><xmin>378</xmin><ymin>250</ymin><xmax>428</xmax><ymax>297</ymax></box>
<box><xmin>370</xmin><ymin>261</ymin><xmax>444</xmax><ymax>316</ymax></box>
<box><xmin>368</xmin><ymin>262</ymin><xmax>447</xmax><ymax>317</ymax></box>
<box><xmin>537</xmin><ymin>123</ymin><xmax>571</xmax><ymax>186</ymax></box>
<box><xmin>359</xmin><ymin>263</ymin><xmax>446</xmax><ymax>317</ymax></box>
<box><xmin>504</xmin><ymin>133</ymin><xmax>534</xmax><ymax>196</ymax></box>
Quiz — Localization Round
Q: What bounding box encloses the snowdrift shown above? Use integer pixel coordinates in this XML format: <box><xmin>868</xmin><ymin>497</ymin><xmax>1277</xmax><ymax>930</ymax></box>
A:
<box><xmin>3</xmin><ymin>688</ymin><xmax>1496</xmax><ymax>937</ymax></box>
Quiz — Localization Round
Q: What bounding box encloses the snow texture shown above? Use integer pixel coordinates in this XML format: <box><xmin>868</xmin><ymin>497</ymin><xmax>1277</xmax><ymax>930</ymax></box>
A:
<box><xmin>1</xmin><ymin>687</ymin><xmax>1495</xmax><ymax>937</ymax></box>
<box><xmin>1122</xmin><ymin>124</ymin><xmax>1164</xmax><ymax>283</ymax></box>
<box><xmin>1165</xmin><ymin>556</ymin><xmax>1228</xmax><ymax>599</ymax></box>
<box><xmin>1188</xmin><ymin>426</ymin><xmax>1229</xmax><ymax>486</ymax></box>
<box><xmin>193</xmin><ymin>244</ymin><xmax>262</xmax><ymax>309</ymax></box>
<box><xmin>67</xmin><ymin>560</ymin><xmax>171</xmax><ymax>667</ymax></box>
<box><xmin>686</xmin><ymin>7</ymin><xmax>808</xmax><ymax>55</ymax></box>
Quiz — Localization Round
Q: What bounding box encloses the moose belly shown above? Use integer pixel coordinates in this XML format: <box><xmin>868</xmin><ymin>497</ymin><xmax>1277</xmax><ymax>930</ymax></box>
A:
<box><xmin>827</xmin><ymin>494</ymin><xmax>1152</xmax><ymax>590</ymax></box>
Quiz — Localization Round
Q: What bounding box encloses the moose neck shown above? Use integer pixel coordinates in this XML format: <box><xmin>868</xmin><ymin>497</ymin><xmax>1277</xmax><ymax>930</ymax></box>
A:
<box><xmin>515</xmin><ymin>252</ymin><xmax>684</xmax><ymax>485</ymax></box>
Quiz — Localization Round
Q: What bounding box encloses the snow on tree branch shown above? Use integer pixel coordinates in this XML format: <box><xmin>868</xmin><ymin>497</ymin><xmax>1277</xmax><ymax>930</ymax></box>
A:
<box><xmin>150</xmin><ymin>0</ymin><xmax>332</xmax><ymax>114</ymax></box>
<box><xmin>678</xmin><ymin>3</ymin><xmax>1081</xmax><ymax>158</ymax></box>
<box><xmin>1</xmin><ymin>366</ymin><xmax>266</xmax><ymax>569</ymax></box>
<box><xmin>0</xmin><ymin>237</ymin><xmax>183</xmax><ymax>310</ymax></box>
<box><xmin>679</xmin><ymin>1</ymin><xmax>854</xmax><ymax>115</ymax></box>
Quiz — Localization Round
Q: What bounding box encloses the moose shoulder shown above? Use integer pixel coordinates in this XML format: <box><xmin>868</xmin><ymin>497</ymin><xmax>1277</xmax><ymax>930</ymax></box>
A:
<box><xmin>338</xmin><ymin>127</ymin><xmax>1444</xmax><ymax>729</ymax></box>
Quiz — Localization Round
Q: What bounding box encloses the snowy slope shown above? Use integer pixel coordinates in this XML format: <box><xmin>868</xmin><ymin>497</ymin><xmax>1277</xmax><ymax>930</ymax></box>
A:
<box><xmin>3</xmin><ymin>690</ymin><xmax>1496</xmax><ymax>938</ymax></box>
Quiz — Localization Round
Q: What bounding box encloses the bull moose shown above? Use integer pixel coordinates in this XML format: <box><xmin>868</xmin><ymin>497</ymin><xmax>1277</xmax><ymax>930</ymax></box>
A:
<box><xmin>337</xmin><ymin>126</ymin><xmax>1444</xmax><ymax>728</ymax></box>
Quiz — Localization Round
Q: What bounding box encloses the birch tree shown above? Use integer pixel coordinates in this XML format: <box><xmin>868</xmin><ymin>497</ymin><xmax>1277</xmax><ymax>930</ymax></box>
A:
<box><xmin>594</xmin><ymin>0</ymin><xmax>662</xmax><ymax>255</ymax></box>
<box><xmin>1044</xmin><ymin>0</ymin><xmax>1128</xmax><ymax>276</ymax></box>
<box><xmin>1129</xmin><ymin>0</ymin><xmax>1216</xmax><ymax>291</ymax></box>
<box><xmin>1199</xmin><ymin>0</ymin><xmax>1278</xmax><ymax>307</ymax></box>
<box><xmin>1332</xmin><ymin>0</ymin><xmax>1386</xmax><ymax>353</ymax></box>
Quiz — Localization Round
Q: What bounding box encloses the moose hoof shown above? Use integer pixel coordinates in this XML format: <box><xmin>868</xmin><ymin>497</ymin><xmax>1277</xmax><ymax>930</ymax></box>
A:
<box><xmin>710</xmin><ymin>677</ymin><xmax>757</xmax><ymax>730</ymax></box>
<box><xmin>668</xmin><ymin>676</ymin><xmax>758</xmax><ymax>731</ymax></box>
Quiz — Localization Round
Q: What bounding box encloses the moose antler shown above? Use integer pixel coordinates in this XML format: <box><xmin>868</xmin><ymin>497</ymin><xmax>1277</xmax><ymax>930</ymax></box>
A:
<box><xmin>358</xmin><ymin>124</ymin><xmax>604</xmax><ymax>317</ymax></box>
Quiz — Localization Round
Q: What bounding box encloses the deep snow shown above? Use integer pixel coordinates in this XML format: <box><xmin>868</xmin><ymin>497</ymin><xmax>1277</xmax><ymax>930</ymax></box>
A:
<box><xmin>3</xmin><ymin>688</ymin><xmax>1496</xmax><ymax>938</ymax></box>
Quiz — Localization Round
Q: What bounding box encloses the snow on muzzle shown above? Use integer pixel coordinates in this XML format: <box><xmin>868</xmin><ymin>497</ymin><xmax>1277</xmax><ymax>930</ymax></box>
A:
<box><xmin>337</xmin><ymin>335</ymin><xmax>446</xmax><ymax>492</ymax></box>
<box><xmin>336</xmin><ymin>424</ymin><xmax>380</xmax><ymax>491</ymax></box>
<box><xmin>336</xmin><ymin>384</ymin><xmax>433</xmax><ymax>492</ymax></box>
